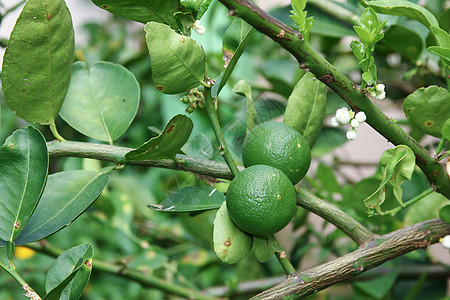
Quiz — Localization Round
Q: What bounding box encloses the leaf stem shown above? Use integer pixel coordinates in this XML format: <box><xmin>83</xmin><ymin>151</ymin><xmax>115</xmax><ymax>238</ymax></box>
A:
<box><xmin>271</xmin><ymin>235</ymin><xmax>298</xmax><ymax>276</ymax></box>
<box><xmin>436</xmin><ymin>138</ymin><xmax>446</xmax><ymax>155</ymax></box>
<box><xmin>378</xmin><ymin>187</ymin><xmax>434</xmax><ymax>216</ymax></box>
<box><xmin>204</xmin><ymin>87</ymin><xmax>240</xmax><ymax>177</ymax></box>
<box><xmin>49</xmin><ymin>122</ymin><xmax>66</xmax><ymax>142</ymax></box>
<box><xmin>0</xmin><ymin>257</ymin><xmax>41</xmax><ymax>299</ymax></box>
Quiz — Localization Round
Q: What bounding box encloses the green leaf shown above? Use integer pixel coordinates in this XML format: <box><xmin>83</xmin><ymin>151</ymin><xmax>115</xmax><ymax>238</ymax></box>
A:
<box><xmin>12</xmin><ymin>170</ymin><xmax>109</xmax><ymax>246</ymax></box>
<box><xmin>353</xmin><ymin>270</ymin><xmax>398</xmax><ymax>299</ymax></box>
<box><xmin>316</xmin><ymin>163</ymin><xmax>341</xmax><ymax>194</ymax></box>
<box><xmin>430</xmin><ymin>26</ymin><xmax>450</xmax><ymax>48</ymax></box>
<box><xmin>359</xmin><ymin>0</ymin><xmax>439</xmax><ymax>28</ymax></box>
<box><xmin>1</xmin><ymin>0</ymin><xmax>74</xmax><ymax>124</ymax></box>
<box><xmin>213</xmin><ymin>202</ymin><xmax>252</xmax><ymax>264</ymax></box>
<box><xmin>360</xmin><ymin>8</ymin><xmax>380</xmax><ymax>32</ymax></box>
<box><xmin>442</xmin><ymin>118</ymin><xmax>450</xmax><ymax>140</ymax></box>
<box><xmin>125</xmin><ymin>114</ymin><xmax>193</xmax><ymax>161</ymax></box>
<box><xmin>44</xmin><ymin>244</ymin><xmax>93</xmax><ymax>300</ymax></box>
<box><xmin>350</xmin><ymin>41</ymin><xmax>365</xmax><ymax>61</ymax></box>
<box><xmin>92</xmin><ymin>0</ymin><xmax>182</xmax><ymax>30</ymax></box>
<box><xmin>380</xmin><ymin>145</ymin><xmax>415</xmax><ymax>207</ymax></box>
<box><xmin>182</xmin><ymin>132</ymin><xmax>213</xmax><ymax>159</ymax></box>
<box><xmin>145</xmin><ymin>22</ymin><xmax>206</xmax><ymax>94</ymax></box>
<box><xmin>404</xmin><ymin>192</ymin><xmax>449</xmax><ymax>226</ymax></box>
<box><xmin>439</xmin><ymin>205</ymin><xmax>450</xmax><ymax>223</ymax></box>
<box><xmin>283</xmin><ymin>72</ymin><xmax>327</xmax><ymax>147</ymax></box>
<box><xmin>149</xmin><ymin>186</ymin><xmax>225</xmax><ymax>212</ymax></box>
<box><xmin>233</xmin><ymin>80</ymin><xmax>257</xmax><ymax>134</ymax></box>
<box><xmin>364</xmin><ymin>150</ymin><xmax>407</xmax><ymax>214</ymax></box>
<box><xmin>253</xmin><ymin>236</ymin><xmax>275</xmax><ymax>263</ymax></box>
<box><xmin>403</xmin><ymin>86</ymin><xmax>450</xmax><ymax>137</ymax></box>
<box><xmin>213</xmin><ymin>18</ymin><xmax>252</xmax><ymax>97</ymax></box>
<box><xmin>0</xmin><ymin>126</ymin><xmax>48</xmax><ymax>242</ymax></box>
<box><xmin>427</xmin><ymin>46</ymin><xmax>450</xmax><ymax>66</ymax></box>
<box><xmin>383</xmin><ymin>25</ymin><xmax>424</xmax><ymax>62</ymax></box>
<box><xmin>59</xmin><ymin>61</ymin><xmax>140</xmax><ymax>143</ymax></box>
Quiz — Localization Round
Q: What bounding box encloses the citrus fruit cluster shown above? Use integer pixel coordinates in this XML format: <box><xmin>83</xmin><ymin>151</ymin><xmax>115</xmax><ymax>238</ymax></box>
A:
<box><xmin>226</xmin><ymin>122</ymin><xmax>311</xmax><ymax>237</ymax></box>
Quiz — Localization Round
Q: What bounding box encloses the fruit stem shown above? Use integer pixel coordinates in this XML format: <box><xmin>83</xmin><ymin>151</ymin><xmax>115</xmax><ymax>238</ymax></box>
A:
<box><xmin>272</xmin><ymin>235</ymin><xmax>298</xmax><ymax>276</ymax></box>
<box><xmin>204</xmin><ymin>87</ymin><xmax>240</xmax><ymax>177</ymax></box>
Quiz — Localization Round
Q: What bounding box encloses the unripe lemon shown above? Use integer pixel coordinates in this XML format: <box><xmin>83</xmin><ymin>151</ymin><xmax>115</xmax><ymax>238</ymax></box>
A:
<box><xmin>226</xmin><ymin>165</ymin><xmax>297</xmax><ymax>237</ymax></box>
<box><xmin>242</xmin><ymin>121</ymin><xmax>311</xmax><ymax>184</ymax></box>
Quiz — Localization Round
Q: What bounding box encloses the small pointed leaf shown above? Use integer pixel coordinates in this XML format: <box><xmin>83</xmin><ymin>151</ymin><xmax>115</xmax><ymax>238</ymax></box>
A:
<box><xmin>253</xmin><ymin>236</ymin><xmax>275</xmax><ymax>263</ymax></box>
<box><xmin>233</xmin><ymin>80</ymin><xmax>257</xmax><ymax>134</ymax></box>
<box><xmin>126</xmin><ymin>114</ymin><xmax>193</xmax><ymax>161</ymax></box>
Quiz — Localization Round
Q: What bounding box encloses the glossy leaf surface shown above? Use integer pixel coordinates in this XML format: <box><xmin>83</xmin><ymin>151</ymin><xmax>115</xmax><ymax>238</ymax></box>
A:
<box><xmin>45</xmin><ymin>244</ymin><xmax>93</xmax><ymax>300</ymax></box>
<box><xmin>0</xmin><ymin>126</ymin><xmax>48</xmax><ymax>242</ymax></box>
<box><xmin>59</xmin><ymin>61</ymin><xmax>140</xmax><ymax>143</ymax></box>
<box><xmin>145</xmin><ymin>22</ymin><xmax>206</xmax><ymax>94</ymax></box>
<box><xmin>283</xmin><ymin>72</ymin><xmax>327</xmax><ymax>147</ymax></box>
<box><xmin>1</xmin><ymin>0</ymin><xmax>74</xmax><ymax>124</ymax></box>
<box><xmin>126</xmin><ymin>114</ymin><xmax>193</xmax><ymax>161</ymax></box>
<box><xmin>233</xmin><ymin>80</ymin><xmax>257</xmax><ymax>134</ymax></box>
<box><xmin>13</xmin><ymin>170</ymin><xmax>109</xmax><ymax>246</ymax></box>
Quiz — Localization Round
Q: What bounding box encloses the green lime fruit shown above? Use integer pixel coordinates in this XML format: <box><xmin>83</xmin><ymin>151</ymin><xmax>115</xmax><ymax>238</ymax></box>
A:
<box><xmin>226</xmin><ymin>165</ymin><xmax>297</xmax><ymax>237</ymax></box>
<box><xmin>242</xmin><ymin>121</ymin><xmax>311</xmax><ymax>184</ymax></box>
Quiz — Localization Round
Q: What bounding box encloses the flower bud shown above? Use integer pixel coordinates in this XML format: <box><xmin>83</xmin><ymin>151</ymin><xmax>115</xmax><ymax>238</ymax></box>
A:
<box><xmin>441</xmin><ymin>235</ymin><xmax>450</xmax><ymax>249</ymax></box>
<box><xmin>335</xmin><ymin>108</ymin><xmax>351</xmax><ymax>125</ymax></box>
<box><xmin>350</xmin><ymin>119</ymin><xmax>360</xmax><ymax>128</ymax></box>
<box><xmin>346</xmin><ymin>129</ymin><xmax>357</xmax><ymax>140</ymax></box>
<box><xmin>355</xmin><ymin>111</ymin><xmax>367</xmax><ymax>123</ymax></box>
<box><xmin>330</xmin><ymin>117</ymin><xmax>339</xmax><ymax>127</ymax></box>
<box><xmin>193</xmin><ymin>20</ymin><xmax>206</xmax><ymax>35</ymax></box>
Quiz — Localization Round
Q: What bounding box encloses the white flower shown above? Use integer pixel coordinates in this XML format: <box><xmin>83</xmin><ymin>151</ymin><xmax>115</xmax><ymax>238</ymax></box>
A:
<box><xmin>355</xmin><ymin>111</ymin><xmax>367</xmax><ymax>123</ymax></box>
<box><xmin>350</xmin><ymin>119</ymin><xmax>360</xmax><ymax>128</ymax></box>
<box><xmin>441</xmin><ymin>235</ymin><xmax>450</xmax><ymax>249</ymax></box>
<box><xmin>370</xmin><ymin>83</ymin><xmax>386</xmax><ymax>100</ymax></box>
<box><xmin>335</xmin><ymin>108</ymin><xmax>351</xmax><ymax>125</ymax></box>
<box><xmin>330</xmin><ymin>117</ymin><xmax>339</xmax><ymax>127</ymax></box>
<box><xmin>346</xmin><ymin>129</ymin><xmax>357</xmax><ymax>140</ymax></box>
<box><xmin>193</xmin><ymin>20</ymin><xmax>205</xmax><ymax>35</ymax></box>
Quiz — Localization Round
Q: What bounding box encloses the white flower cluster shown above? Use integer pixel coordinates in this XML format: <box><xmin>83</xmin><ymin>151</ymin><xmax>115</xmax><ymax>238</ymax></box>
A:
<box><xmin>369</xmin><ymin>83</ymin><xmax>386</xmax><ymax>100</ymax></box>
<box><xmin>331</xmin><ymin>107</ymin><xmax>366</xmax><ymax>140</ymax></box>
<box><xmin>192</xmin><ymin>20</ymin><xmax>205</xmax><ymax>35</ymax></box>
<box><xmin>441</xmin><ymin>235</ymin><xmax>450</xmax><ymax>249</ymax></box>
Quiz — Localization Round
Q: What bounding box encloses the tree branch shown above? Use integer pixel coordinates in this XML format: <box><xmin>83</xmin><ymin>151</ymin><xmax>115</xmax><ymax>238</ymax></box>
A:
<box><xmin>47</xmin><ymin>140</ymin><xmax>237</xmax><ymax>180</ymax></box>
<box><xmin>296</xmin><ymin>188</ymin><xmax>374</xmax><ymax>245</ymax></box>
<box><xmin>251</xmin><ymin>218</ymin><xmax>450</xmax><ymax>299</ymax></box>
<box><xmin>217</xmin><ymin>0</ymin><xmax>450</xmax><ymax>199</ymax></box>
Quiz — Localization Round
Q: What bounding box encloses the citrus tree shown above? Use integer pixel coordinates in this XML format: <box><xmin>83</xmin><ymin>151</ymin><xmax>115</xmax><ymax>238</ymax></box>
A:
<box><xmin>0</xmin><ymin>0</ymin><xmax>450</xmax><ymax>299</ymax></box>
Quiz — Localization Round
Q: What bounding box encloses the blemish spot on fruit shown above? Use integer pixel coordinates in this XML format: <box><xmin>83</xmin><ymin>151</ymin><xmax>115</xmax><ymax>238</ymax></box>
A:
<box><xmin>297</xmin><ymin>143</ymin><xmax>301</xmax><ymax>148</ymax></box>
<box><xmin>167</xmin><ymin>125</ymin><xmax>175</xmax><ymax>134</ymax></box>
<box><xmin>277</xmin><ymin>195</ymin><xmax>281</xmax><ymax>200</ymax></box>
<box><xmin>156</xmin><ymin>86</ymin><xmax>163</xmax><ymax>91</ymax></box>
<box><xmin>102</xmin><ymin>5</ymin><xmax>109</xmax><ymax>8</ymax></box>
<box><xmin>180</xmin><ymin>38</ymin><xmax>185</xmax><ymax>43</ymax></box>
<box><xmin>9</xmin><ymin>144</ymin><xmax>14</xmax><ymax>148</ymax></box>
<box><xmin>33</xmin><ymin>16</ymin><xmax>36</xmax><ymax>19</ymax></box>
<box><xmin>47</xmin><ymin>14</ymin><xmax>51</xmax><ymax>21</ymax></box>
<box><xmin>426</xmin><ymin>121</ymin><xmax>432</xmax><ymax>126</ymax></box>
<box><xmin>224</xmin><ymin>238</ymin><xmax>231</xmax><ymax>247</ymax></box>
<box><xmin>122</xmin><ymin>99</ymin><xmax>126</xmax><ymax>102</ymax></box>
<box><xmin>407</xmin><ymin>109</ymin><xmax>411</xmax><ymax>112</ymax></box>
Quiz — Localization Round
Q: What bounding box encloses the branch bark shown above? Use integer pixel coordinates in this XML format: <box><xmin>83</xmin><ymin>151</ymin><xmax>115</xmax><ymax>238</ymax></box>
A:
<box><xmin>251</xmin><ymin>218</ymin><xmax>450</xmax><ymax>299</ymax></box>
<box><xmin>217</xmin><ymin>0</ymin><xmax>450</xmax><ymax>199</ymax></box>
